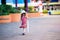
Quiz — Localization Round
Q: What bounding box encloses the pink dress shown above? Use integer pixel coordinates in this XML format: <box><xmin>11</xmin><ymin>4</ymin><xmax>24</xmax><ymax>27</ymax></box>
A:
<box><xmin>20</xmin><ymin>17</ymin><xmax>27</xmax><ymax>28</ymax></box>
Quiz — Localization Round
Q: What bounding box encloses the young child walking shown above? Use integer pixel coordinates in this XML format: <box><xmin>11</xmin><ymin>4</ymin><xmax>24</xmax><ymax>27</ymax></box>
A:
<box><xmin>20</xmin><ymin>13</ymin><xmax>27</xmax><ymax>35</ymax></box>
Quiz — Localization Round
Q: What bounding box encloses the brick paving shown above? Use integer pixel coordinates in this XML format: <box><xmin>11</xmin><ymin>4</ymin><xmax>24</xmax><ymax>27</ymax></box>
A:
<box><xmin>0</xmin><ymin>15</ymin><xmax>60</xmax><ymax>40</ymax></box>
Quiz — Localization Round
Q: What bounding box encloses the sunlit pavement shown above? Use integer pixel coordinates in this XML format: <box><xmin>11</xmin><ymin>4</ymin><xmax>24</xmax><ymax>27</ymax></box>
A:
<box><xmin>0</xmin><ymin>15</ymin><xmax>60</xmax><ymax>40</ymax></box>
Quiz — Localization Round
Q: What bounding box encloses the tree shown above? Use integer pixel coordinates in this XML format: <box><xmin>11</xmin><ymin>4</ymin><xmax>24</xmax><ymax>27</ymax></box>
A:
<box><xmin>15</xmin><ymin>0</ymin><xmax>18</xmax><ymax>9</ymax></box>
<box><xmin>45</xmin><ymin>0</ymin><xmax>50</xmax><ymax>4</ymax></box>
<box><xmin>45</xmin><ymin>0</ymin><xmax>50</xmax><ymax>10</ymax></box>
<box><xmin>1</xmin><ymin>0</ymin><xmax>6</xmax><ymax>5</ymax></box>
<box><xmin>24</xmin><ymin>0</ymin><xmax>28</xmax><ymax>12</ymax></box>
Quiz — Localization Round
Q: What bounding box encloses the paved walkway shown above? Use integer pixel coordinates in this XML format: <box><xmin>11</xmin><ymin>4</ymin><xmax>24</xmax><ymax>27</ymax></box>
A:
<box><xmin>0</xmin><ymin>15</ymin><xmax>60</xmax><ymax>40</ymax></box>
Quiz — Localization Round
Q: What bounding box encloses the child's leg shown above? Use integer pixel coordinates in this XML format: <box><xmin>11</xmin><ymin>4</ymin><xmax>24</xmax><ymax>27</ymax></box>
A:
<box><xmin>27</xmin><ymin>20</ymin><xmax>29</xmax><ymax>33</ymax></box>
<box><xmin>23</xmin><ymin>28</ymin><xmax>26</xmax><ymax>33</ymax></box>
<box><xmin>22</xmin><ymin>28</ymin><xmax>26</xmax><ymax>35</ymax></box>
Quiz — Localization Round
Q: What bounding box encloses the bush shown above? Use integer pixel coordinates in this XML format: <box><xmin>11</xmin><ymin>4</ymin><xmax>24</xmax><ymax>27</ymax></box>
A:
<box><xmin>29</xmin><ymin>10</ymin><xmax>38</xmax><ymax>13</ymax></box>
<box><xmin>18</xmin><ymin>7</ymin><xmax>24</xmax><ymax>10</ymax></box>
<box><xmin>0</xmin><ymin>5</ymin><xmax>20</xmax><ymax>16</ymax></box>
<box><xmin>28</xmin><ymin>6</ymin><xmax>34</xmax><ymax>12</ymax></box>
<box><xmin>43</xmin><ymin>10</ymin><xmax>48</xmax><ymax>14</ymax></box>
<box><xmin>18</xmin><ymin>6</ymin><xmax>38</xmax><ymax>13</ymax></box>
<box><xmin>10</xmin><ymin>7</ymin><xmax>20</xmax><ymax>13</ymax></box>
<box><xmin>51</xmin><ymin>10</ymin><xmax>60</xmax><ymax>15</ymax></box>
<box><xmin>0</xmin><ymin>5</ymin><xmax>12</xmax><ymax>16</ymax></box>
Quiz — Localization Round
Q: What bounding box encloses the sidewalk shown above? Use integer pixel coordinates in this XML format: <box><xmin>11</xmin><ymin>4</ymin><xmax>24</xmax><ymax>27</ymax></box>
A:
<box><xmin>0</xmin><ymin>15</ymin><xmax>60</xmax><ymax>40</ymax></box>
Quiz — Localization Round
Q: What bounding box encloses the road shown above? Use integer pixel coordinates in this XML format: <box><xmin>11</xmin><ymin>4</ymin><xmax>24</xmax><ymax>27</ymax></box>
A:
<box><xmin>0</xmin><ymin>15</ymin><xmax>60</xmax><ymax>40</ymax></box>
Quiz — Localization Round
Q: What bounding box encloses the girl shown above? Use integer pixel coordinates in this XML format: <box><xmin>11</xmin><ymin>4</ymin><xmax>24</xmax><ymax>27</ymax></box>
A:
<box><xmin>20</xmin><ymin>13</ymin><xmax>27</xmax><ymax>35</ymax></box>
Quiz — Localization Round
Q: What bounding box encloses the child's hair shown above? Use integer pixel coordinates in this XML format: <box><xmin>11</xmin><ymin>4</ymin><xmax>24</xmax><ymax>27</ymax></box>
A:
<box><xmin>21</xmin><ymin>13</ymin><xmax>26</xmax><ymax>19</ymax></box>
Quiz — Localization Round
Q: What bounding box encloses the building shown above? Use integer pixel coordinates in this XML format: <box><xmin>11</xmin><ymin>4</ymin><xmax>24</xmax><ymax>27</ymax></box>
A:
<box><xmin>43</xmin><ymin>0</ymin><xmax>60</xmax><ymax>10</ymax></box>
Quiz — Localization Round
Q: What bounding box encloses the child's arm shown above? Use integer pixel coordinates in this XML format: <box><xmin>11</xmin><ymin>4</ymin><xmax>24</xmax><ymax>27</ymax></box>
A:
<box><xmin>26</xmin><ymin>14</ymin><xmax>29</xmax><ymax>20</ymax></box>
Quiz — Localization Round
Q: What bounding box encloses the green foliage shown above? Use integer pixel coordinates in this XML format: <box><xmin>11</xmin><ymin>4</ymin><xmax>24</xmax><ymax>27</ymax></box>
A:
<box><xmin>28</xmin><ymin>6</ymin><xmax>34</xmax><ymax>12</ymax></box>
<box><xmin>43</xmin><ymin>10</ymin><xmax>48</xmax><ymax>14</ymax></box>
<box><xmin>29</xmin><ymin>11</ymin><xmax>38</xmax><ymax>13</ymax></box>
<box><xmin>18</xmin><ymin>6</ymin><xmax>38</xmax><ymax>13</ymax></box>
<box><xmin>51</xmin><ymin>10</ymin><xmax>60</xmax><ymax>15</ymax></box>
<box><xmin>28</xmin><ymin>6</ymin><xmax>38</xmax><ymax>13</ymax></box>
<box><xmin>0</xmin><ymin>5</ymin><xmax>20</xmax><ymax>16</ymax></box>
<box><xmin>0</xmin><ymin>5</ymin><xmax>12</xmax><ymax>16</ymax></box>
<box><xmin>10</xmin><ymin>7</ymin><xmax>20</xmax><ymax>13</ymax></box>
<box><xmin>18</xmin><ymin>7</ymin><xmax>24</xmax><ymax>10</ymax></box>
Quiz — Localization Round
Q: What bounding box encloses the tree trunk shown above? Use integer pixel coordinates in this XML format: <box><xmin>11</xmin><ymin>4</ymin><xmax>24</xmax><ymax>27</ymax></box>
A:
<box><xmin>46</xmin><ymin>0</ymin><xmax>50</xmax><ymax>10</ymax></box>
<box><xmin>24</xmin><ymin>0</ymin><xmax>28</xmax><ymax>12</ymax></box>
<box><xmin>1</xmin><ymin>0</ymin><xmax>6</xmax><ymax>5</ymax></box>
<box><xmin>15</xmin><ymin>0</ymin><xmax>18</xmax><ymax>9</ymax></box>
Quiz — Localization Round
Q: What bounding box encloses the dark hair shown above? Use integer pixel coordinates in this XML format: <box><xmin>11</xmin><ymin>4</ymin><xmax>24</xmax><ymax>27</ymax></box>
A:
<box><xmin>21</xmin><ymin>13</ymin><xmax>26</xmax><ymax>19</ymax></box>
